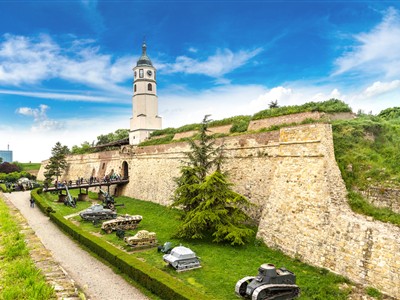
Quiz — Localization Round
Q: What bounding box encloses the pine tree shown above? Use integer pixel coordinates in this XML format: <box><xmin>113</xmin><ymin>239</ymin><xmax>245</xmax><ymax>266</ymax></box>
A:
<box><xmin>172</xmin><ymin>115</ymin><xmax>254</xmax><ymax>245</ymax></box>
<box><xmin>44</xmin><ymin>142</ymin><xmax>69</xmax><ymax>184</ymax></box>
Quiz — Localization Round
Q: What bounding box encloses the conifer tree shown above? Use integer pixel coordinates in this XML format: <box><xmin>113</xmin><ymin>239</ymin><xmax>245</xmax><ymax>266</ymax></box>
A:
<box><xmin>44</xmin><ymin>142</ymin><xmax>69</xmax><ymax>184</ymax></box>
<box><xmin>172</xmin><ymin>115</ymin><xmax>253</xmax><ymax>245</ymax></box>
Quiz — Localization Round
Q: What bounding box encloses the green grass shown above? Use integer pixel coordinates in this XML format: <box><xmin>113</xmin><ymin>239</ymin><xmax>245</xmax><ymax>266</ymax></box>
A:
<box><xmin>0</xmin><ymin>195</ymin><xmax>55</xmax><ymax>300</ymax></box>
<box><xmin>19</xmin><ymin>163</ymin><xmax>41</xmax><ymax>171</ymax></box>
<box><xmin>38</xmin><ymin>192</ymin><xmax>351</xmax><ymax>299</ymax></box>
<box><xmin>347</xmin><ymin>191</ymin><xmax>400</xmax><ymax>226</ymax></box>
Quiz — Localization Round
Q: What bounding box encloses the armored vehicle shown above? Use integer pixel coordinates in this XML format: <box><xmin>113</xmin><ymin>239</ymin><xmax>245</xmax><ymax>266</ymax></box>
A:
<box><xmin>163</xmin><ymin>246</ymin><xmax>201</xmax><ymax>271</ymax></box>
<box><xmin>235</xmin><ymin>263</ymin><xmax>300</xmax><ymax>300</ymax></box>
<box><xmin>124</xmin><ymin>230</ymin><xmax>157</xmax><ymax>248</ymax></box>
<box><xmin>79</xmin><ymin>204</ymin><xmax>117</xmax><ymax>221</ymax></box>
<box><xmin>101</xmin><ymin>214</ymin><xmax>143</xmax><ymax>233</ymax></box>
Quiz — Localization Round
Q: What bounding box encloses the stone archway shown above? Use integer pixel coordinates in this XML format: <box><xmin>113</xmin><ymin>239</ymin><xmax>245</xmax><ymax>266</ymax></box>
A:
<box><xmin>122</xmin><ymin>161</ymin><xmax>129</xmax><ymax>180</ymax></box>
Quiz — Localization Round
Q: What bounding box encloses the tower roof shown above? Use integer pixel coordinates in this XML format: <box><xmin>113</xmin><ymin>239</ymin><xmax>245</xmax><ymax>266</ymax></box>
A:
<box><xmin>136</xmin><ymin>41</ymin><xmax>153</xmax><ymax>67</ymax></box>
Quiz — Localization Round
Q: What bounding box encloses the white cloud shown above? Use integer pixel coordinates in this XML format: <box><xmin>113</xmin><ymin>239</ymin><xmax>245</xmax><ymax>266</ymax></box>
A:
<box><xmin>0</xmin><ymin>34</ymin><xmax>133</xmax><ymax>92</ymax></box>
<box><xmin>0</xmin><ymin>89</ymin><xmax>128</xmax><ymax>102</ymax></box>
<box><xmin>159</xmin><ymin>47</ymin><xmax>263</xmax><ymax>78</ymax></box>
<box><xmin>362</xmin><ymin>80</ymin><xmax>400</xmax><ymax>98</ymax></box>
<box><xmin>334</xmin><ymin>7</ymin><xmax>400</xmax><ymax>78</ymax></box>
<box><xmin>16</xmin><ymin>104</ymin><xmax>64</xmax><ymax>132</ymax></box>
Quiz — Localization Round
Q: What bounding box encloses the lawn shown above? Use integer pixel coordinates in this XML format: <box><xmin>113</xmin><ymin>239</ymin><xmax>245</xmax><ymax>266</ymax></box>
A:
<box><xmin>39</xmin><ymin>190</ymin><xmax>351</xmax><ymax>299</ymax></box>
<box><xmin>0</xmin><ymin>194</ymin><xmax>55</xmax><ymax>300</ymax></box>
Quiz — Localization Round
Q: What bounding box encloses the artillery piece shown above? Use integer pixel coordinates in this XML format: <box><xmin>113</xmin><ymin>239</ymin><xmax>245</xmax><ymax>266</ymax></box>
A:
<box><xmin>101</xmin><ymin>214</ymin><xmax>143</xmax><ymax>234</ymax></box>
<box><xmin>124</xmin><ymin>230</ymin><xmax>157</xmax><ymax>248</ymax></box>
<box><xmin>235</xmin><ymin>263</ymin><xmax>300</xmax><ymax>300</ymax></box>
<box><xmin>163</xmin><ymin>246</ymin><xmax>201</xmax><ymax>272</ymax></box>
<box><xmin>79</xmin><ymin>204</ymin><xmax>117</xmax><ymax>221</ymax></box>
<box><xmin>99</xmin><ymin>189</ymin><xmax>124</xmax><ymax>210</ymax></box>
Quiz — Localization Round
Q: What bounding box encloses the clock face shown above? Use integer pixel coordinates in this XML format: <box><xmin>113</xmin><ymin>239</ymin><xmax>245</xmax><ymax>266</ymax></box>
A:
<box><xmin>147</xmin><ymin>70</ymin><xmax>152</xmax><ymax>76</ymax></box>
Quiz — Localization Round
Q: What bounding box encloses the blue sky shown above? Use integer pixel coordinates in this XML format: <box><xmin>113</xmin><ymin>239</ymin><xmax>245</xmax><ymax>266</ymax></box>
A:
<box><xmin>1</xmin><ymin>0</ymin><xmax>400</xmax><ymax>162</ymax></box>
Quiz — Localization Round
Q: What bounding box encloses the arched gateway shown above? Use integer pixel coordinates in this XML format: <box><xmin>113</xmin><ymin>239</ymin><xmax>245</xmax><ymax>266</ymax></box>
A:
<box><xmin>122</xmin><ymin>161</ymin><xmax>129</xmax><ymax>180</ymax></box>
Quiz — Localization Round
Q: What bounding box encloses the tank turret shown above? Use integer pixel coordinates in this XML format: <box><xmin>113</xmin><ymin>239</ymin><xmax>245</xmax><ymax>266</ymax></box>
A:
<box><xmin>101</xmin><ymin>214</ymin><xmax>142</xmax><ymax>233</ymax></box>
<box><xmin>79</xmin><ymin>204</ymin><xmax>117</xmax><ymax>221</ymax></box>
<box><xmin>124</xmin><ymin>230</ymin><xmax>157</xmax><ymax>248</ymax></box>
<box><xmin>235</xmin><ymin>263</ymin><xmax>300</xmax><ymax>300</ymax></box>
<box><xmin>163</xmin><ymin>246</ymin><xmax>201</xmax><ymax>272</ymax></box>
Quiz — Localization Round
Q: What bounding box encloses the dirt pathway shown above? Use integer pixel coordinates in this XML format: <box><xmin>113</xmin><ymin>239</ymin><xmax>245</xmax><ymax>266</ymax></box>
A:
<box><xmin>3</xmin><ymin>191</ymin><xmax>150</xmax><ymax>300</ymax></box>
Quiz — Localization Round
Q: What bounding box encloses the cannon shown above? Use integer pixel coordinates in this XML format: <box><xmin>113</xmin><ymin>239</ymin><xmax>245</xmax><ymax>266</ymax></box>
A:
<box><xmin>157</xmin><ymin>241</ymin><xmax>174</xmax><ymax>254</ymax></box>
<box><xmin>101</xmin><ymin>214</ymin><xmax>143</xmax><ymax>233</ymax></box>
<box><xmin>163</xmin><ymin>246</ymin><xmax>201</xmax><ymax>272</ymax></box>
<box><xmin>124</xmin><ymin>230</ymin><xmax>157</xmax><ymax>248</ymax></box>
<box><xmin>99</xmin><ymin>189</ymin><xmax>124</xmax><ymax>210</ymax></box>
<box><xmin>235</xmin><ymin>263</ymin><xmax>300</xmax><ymax>300</ymax></box>
<box><xmin>79</xmin><ymin>204</ymin><xmax>117</xmax><ymax>221</ymax></box>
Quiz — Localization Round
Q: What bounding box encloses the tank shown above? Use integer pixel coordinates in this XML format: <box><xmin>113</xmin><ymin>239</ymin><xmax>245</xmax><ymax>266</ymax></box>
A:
<box><xmin>235</xmin><ymin>263</ymin><xmax>300</xmax><ymax>300</ymax></box>
<box><xmin>101</xmin><ymin>214</ymin><xmax>143</xmax><ymax>233</ymax></box>
<box><xmin>163</xmin><ymin>246</ymin><xmax>201</xmax><ymax>272</ymax></box>
<box><xmin>79</xmin><ymin>204</ymin><xmax>117</xmax><ymax>221</ymax></box>
<box><xmin>124</xmin><ymin>230</ymin><xmax>157</xmax><ymax>248</ymax></box>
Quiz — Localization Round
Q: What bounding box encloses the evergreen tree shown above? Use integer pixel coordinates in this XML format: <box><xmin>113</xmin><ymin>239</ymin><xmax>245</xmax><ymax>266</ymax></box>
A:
<box><xmin>172</xmin><ymin>115</ymin><xmax>253</xmax><ymax>245</ymax></box>
<box><xmin>44</xmin><ymin>142</ymin><xmax>69</xmax><ymax>184</ymax></box>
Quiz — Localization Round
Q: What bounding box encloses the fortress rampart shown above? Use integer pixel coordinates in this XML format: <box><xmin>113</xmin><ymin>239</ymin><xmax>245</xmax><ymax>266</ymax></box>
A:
<box><xmin>37</xmin><ymin>123</ymin><xmax>400</xmax><ymax>298</ymax></box>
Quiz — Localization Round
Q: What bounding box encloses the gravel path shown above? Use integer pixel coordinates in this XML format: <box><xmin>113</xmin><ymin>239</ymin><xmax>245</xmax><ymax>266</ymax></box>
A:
<box><xmin>4</xmin><ymin>191</ymin><xmax>150</xmax><ymax>300</ymax></box>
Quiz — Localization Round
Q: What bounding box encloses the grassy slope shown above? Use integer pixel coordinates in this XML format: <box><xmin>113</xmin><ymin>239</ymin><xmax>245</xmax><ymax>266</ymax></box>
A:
<box><xmin>332</xmin><ymin>116</ymin><xmax>400</xmax><ymax>226</ymax></box>
<box><xmin>41</xmin><ymin>191</ymin><xmax>350</xmax><ymax>299</ymax></box>
<box><xmin>0</xmin><ymin>194</ymin><xmax>55</xmax><ymax>300</ymax></box>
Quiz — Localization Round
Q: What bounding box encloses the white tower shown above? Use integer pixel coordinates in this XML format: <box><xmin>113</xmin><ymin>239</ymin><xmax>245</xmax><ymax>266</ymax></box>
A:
<box><xmin>129</xmin><ymin>42</ymin><xmax>162</xmax><ymax>145</ymax></box>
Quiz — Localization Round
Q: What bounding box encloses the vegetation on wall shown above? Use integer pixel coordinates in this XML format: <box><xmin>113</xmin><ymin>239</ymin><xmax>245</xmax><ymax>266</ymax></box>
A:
<box><xmin>171</xmin><ymin>115</ymin><xmax>254</xmax><ymax>245</ymax></box>
<box><xmin>252</xmin><ymin>98</ymin><xmax>351</xmax><ymax>120</ymax></box>
<box><xmin>148</xmin><ymin>99</ymin><xmax>351</xmax><ymax>141</ymax></box>
<box><xmin>332</xmin><ymin>114</ymin><xmax>400</xmax><ymax>189</ymax></box>
<box><xmin>332</xmin><ymin>112</ymin><xmax>400</xmax><ymax>225</ymax></box>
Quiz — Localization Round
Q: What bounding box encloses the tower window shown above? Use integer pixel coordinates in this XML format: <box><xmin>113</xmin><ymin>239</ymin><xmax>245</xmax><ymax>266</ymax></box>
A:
<box><xmin>134</xmin><ymin>84</ymin><xmax>137</xmax><ymax>92</ymax></box>
<box><xmin>139</xmin><ymin>69</ymin><xmax>144</xmax><ymax>78</ymax></box>
<box><xmin>148</xmin><ymin>83</ymin><xmax>152</xmax><ymax>91</ymax></box>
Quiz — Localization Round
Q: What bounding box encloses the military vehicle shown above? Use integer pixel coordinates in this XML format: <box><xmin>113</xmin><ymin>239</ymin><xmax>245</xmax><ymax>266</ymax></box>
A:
<box><xmin>163</xmin><ymin>246</ymin><xmax>201</xmax><ymax>271</ymax></box>
<box><xmin>124</xmin><ymin>230</ymin><xmax>157</xmax><ymax>248</ymax></box>
<box><xmin>235</xmin><ymin>263</ymin><xmax>300</xmax><ymax>300</ymax></box>
<box><xmin>101</xmin><ymin>214</ymin><xmax>143</xmax><ymax>233</ymax></box>
<box><xmin>79</xmin><ymin>204</ymin><xmax>117</xmax><ymax>221</ymax></box>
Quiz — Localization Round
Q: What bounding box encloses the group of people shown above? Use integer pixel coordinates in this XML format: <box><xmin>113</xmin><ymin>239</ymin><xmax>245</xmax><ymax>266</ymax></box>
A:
<box><xmin>51</xmin><ymin>172</ymin><xmax>123</xmax><ymax>189</ymax></box>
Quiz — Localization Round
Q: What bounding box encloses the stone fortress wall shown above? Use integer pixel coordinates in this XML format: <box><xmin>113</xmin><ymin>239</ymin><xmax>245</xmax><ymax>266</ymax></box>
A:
<box><xmin>37</xmin><ymin>123</ymin><xmax>400</xmax><ymax>298</ymax></box>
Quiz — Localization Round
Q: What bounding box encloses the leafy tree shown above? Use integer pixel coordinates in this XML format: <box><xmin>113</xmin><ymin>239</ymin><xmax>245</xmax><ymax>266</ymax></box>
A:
<box><xmin>43</xmin><ymin>142</ymin><xmax>69</xmax><ymax>184</ymax></box>
<box><xmin>96</xmin><ymin>129</ymin><xmax>129</xmax><ymax>146</ymax></box>
<box><xmin>172</xmin><ymin>115</ymin><xmax>253</xmax><ymax>245</ymax></box>
<box><xmin>0</xmin><ymin>157</ymin><xmax>2</xmax><ymax>163</ymax></box>
<box><xmin>378</xmin><ymin>107</ymin><xmax>400</xmax><ymax>120</ymax></box>
<box><xmin>0</xmin><ymin>162</ymin><xmax>21</xmax><ymax>174</ymax></box>
<box><xmin>71</xmin><ymin>141</ymin><xmax>92</xmax><ymax>154</ymax></box>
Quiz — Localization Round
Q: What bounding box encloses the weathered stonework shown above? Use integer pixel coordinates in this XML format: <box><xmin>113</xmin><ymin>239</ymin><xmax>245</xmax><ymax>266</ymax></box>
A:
<box><xmin>359</xmin><ymin>187</ymin><xmax>400</xmax><ymax>214</ymax></box>
<box><xmin>248</xmin><ymin>111</ymin><xmax>355</xmax><ymax>131</ymax></box>
<box><xmin>37</xmin><ymin>123</ymin><xmax>399</xmax><ymax>298</ymax></box>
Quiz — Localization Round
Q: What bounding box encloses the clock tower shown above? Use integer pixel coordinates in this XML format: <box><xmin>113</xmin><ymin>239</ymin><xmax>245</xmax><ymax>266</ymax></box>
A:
<box><xmin>129</xmin><ymin>41</ymin><xmax>162</xmax><ymax>145</ymax></box>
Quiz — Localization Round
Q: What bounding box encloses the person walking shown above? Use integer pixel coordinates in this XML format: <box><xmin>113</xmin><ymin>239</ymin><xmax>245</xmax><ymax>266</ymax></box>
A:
<box><xmin>30</xmin><ymin>197</ymin><xmax>35</xmax><ymax>208</ymax></box>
